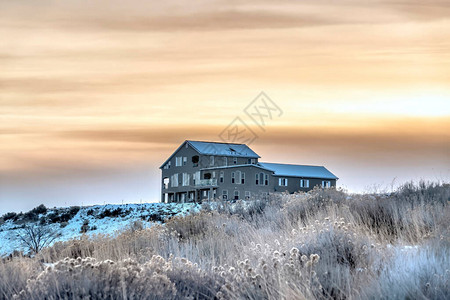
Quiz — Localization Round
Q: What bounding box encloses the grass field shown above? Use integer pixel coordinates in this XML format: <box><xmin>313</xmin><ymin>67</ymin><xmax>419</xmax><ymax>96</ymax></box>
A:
<box><xmin>1</xmin><ymin>182</ymin><xmax>449</xmax><ymax>299</ymax></box>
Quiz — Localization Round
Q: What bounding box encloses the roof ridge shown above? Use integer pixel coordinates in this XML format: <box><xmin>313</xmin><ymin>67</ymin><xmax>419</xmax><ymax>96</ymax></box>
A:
<box><xmin>259</xmin><ymin>162</ymin><xmax>325</xmax><ymax>167</ymax></box>
<box><xmin>187</xmin><ymin>140</ymin><xmax>248</xmax><ymax>146</ymax></box>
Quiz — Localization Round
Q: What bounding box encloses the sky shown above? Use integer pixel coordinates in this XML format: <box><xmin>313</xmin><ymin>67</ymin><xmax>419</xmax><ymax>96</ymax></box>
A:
<box><xmin>1</xmin><ymin>0</ymin><xmax>449</xmax><ymax>214</ymax></box>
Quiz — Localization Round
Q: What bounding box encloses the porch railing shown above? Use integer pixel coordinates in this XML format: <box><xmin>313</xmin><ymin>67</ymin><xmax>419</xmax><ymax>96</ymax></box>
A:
<box><xmin>195</xmin><ymin>179</ymin><xmax>217</xmax><ymax>187</ymax></box>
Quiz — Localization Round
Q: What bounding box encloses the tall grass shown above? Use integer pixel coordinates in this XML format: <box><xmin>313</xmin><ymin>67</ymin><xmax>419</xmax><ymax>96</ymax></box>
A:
<box><xmin>1</xmin><ymin>181</ymin><xmax>449</xmax><ymax>299</ymax></box>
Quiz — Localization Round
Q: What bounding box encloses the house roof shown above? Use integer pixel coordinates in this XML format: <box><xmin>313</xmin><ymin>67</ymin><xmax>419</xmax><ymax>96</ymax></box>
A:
<box><xmin>188</xmin><ymin>141</ymin><xmax>260</xmax><ymax>158</ymax></box>
<box><xmin>160</xmin><ymin>140</ymin><xmax>260</xmax><ymax>169</ymax></box>
<box><xmin>258</xmin><ymin>162</ymin><xmax>338</xmax><ymax>180</ymax></box>
<box><xmin>200</xmin><ymin>164</ymin><xmax>272</xmax><ymax>172</ymax></box>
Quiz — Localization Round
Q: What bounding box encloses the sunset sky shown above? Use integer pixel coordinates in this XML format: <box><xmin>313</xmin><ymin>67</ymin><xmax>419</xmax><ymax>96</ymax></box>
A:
<box><xmin>1</xmin><ymin>0</ymin><xmax>449</xmax><ymax>214</ymax></box>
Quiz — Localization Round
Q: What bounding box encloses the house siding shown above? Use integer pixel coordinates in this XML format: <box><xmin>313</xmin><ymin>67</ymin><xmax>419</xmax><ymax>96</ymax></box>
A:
<box><xmin>273</xmin><ymin>176</ymin><xmax>336</xmax><ymax>194</ymax></box>
<box><xmin>209</xmin><ymin>165</ymin><xmax>274</xmax><ymax>200</ymax></box>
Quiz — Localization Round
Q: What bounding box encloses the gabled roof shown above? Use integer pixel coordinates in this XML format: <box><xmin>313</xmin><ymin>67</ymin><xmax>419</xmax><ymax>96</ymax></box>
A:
<box><xmin>200</xmin><ymin>164</ymin><xmax>272</xmax><ymax>172</ymax></box>
<box><xmin>160</xmin><ymin>140</ymin><xmax>260</xmax><ymax>169</ymax></box>
<box><xmin>188</xmin><ymin>140</ymin><xmax>260</xmax><ymax>158</ymax></box>
<box><xmin>258</xmin><ymin>162</ymin><xmax>338</xmax><ymax>180</ymax></box>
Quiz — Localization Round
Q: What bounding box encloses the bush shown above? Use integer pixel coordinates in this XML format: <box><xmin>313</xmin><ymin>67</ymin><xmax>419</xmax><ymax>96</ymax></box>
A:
<box><xmin>98</xmin><ymin>208</ymin><xmax>123</xmax><ymax>219</ymax></box>
<box><xmin>146</xmin><ymin>213</ymin><xmax>165</xmax><ymax>223</ymax></box>
<box><xmin>60</xmin><ymin>222</ymin><xmax>68</xmax><ymax>228</ymax></box>
<box><xmin>14</xmin><ymin>257</ymin><xmax>177</xmax><ymax>300</ymax></box>
<box><xmin>21</xmin><ymin>211</ymin><xmax>38</xmax><ymax>223</ymax></box>
<box><xmin>18</xmin><ymin>205</ymin><xmax>48</xmax><ymax>224</ymax></box>
<box><xmin>32</xmin><ymin>204</ymin><xmax>47</xmax><ymax>215</ymax></box>
<box><xmin>128</xmin><ymin>220</ymin><xmax>144</xmax><ymax>232</ymax></box>
<box><xmin>396</xmin><ymin>181</ymin><xmax>450</xmax><ymax>205</ymax></box>
<box><xmin>2</xmin><ymin>212</ymin><xmax>17</xmax><ymax>222</ymax></box>
<box><xmin>296</xmin><ymin>219</ymin><xmax>381</xmax><ymax>299</ymax></box>
<box><xmin>12</xmin><ymin>256</ymin><xmax>223</xmax><ymax>300</ymax></box>
<box><xmin>47</xmin><ymin>207</ymin><xmax>80</xmax><ymax>224</ymax></box>
<box><xmin>0</xmin><ymin>257</ymin><xmax>40</xmax><ymax>299</ymax></box>
<box><xmin>365</xmin><ymin>238</ymin><xmax>450</xmax><ymax>299</ymax></box>
<box><xmin>165</xmin><ymin>212</ymin><xmax>211</xmax><ymax>241</ymax></box>
<box><xmin>80</xmin><ymin>220</ymin><xmax>90</xmax><ymax>233</ymax></box>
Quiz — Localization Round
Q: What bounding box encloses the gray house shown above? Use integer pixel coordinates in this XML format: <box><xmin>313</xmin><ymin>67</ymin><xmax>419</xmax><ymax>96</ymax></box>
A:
<box><xmin>160</xmin><ymin>140</ymin><xmax>338</xmax><ymax>203</ymax></box>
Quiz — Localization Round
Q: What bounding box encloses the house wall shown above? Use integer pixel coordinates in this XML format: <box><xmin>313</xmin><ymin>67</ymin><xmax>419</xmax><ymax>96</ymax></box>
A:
<box><xmin>208</xmin><ymin>166</ymin><xmax>274</xmax><ymax>200</ymax></box>
<box><xmin>273</xmin><ymin>176</ymin><xmax>337</xmax><ymax>193</ymax></box>
<box><xmin>161</xmin><ymin>143</ymin><xmax>201</xmax><ymax>202</ymax></box>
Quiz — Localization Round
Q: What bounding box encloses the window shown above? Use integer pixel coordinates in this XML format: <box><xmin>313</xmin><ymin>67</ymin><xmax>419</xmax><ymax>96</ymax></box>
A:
<box><xmin>279</xmin><ymin>178</ymin><xmax>288</xmax><ymax>186</ymax></box>
<box><xmin>245</xmin><ymin>191</ymin><xmax>250</xmax><ymax>200</ymax></box>
<box><xmin>210</xmin><ymin>156</ymin><xmax>214</xmax><ymax>166</ymax></box>
<box><xmin>265</xmin><ymin>174</ymin><xmax>269</xmax><ymax>186</ymax></box>
<box><xmin>175</xmin><ymin>157</ymin><xmax>182</xmax><ymax>167</ymax></box>
<box><xmin>255</xmin><ymin>173</ymin><xmax>259</xmax><ymax>185</ymax></box>
<box><xmin>171</xmin><ymin>173</ymin><xmax>179</xmax><ymax>187</ymax></box>
<box><xmin>222</xmin><ymin>190</ymin><xmax>228</xmax><ymax>200</ymax></box>
<box><xmin>163</xmin><ymin>161</ymin><xmax>171</xmax><ymax>169</ymax></box>
<box><xmin>212</xmin><ymin>171</ymin><xmax>216</xmax><ymax>178</ymax></box>
<box><xmin>183</xmin><ymin>157</ymin><xmax>187</xmax><ymax>166</ymax></box>
<box><xmin>233</xmin><ymin>157</ymin><xmax>237</xmax><ymax>164</ymax></box>
<box><xmin>182</xmin><ymin>173</ymin><xmax>190</xmax><ymax>186</ymax></box>
<box><xmin>192</xmin><ymin>155</ymin><xmax>199</xmax><ymax>167</ymax></box>
<box><xmin>259</xmin><ymin>173</ymin><xmax>264</xmax><ymax>186</ymax></box>
<box><xmin>231</xmin><ymin>172</ymin><xmax>235</xmax><ymax>184</ymax></box>
<box><xmin>234</xmin><ymin>190</ymin><xmax>239</xmax><ymax>200</ymax></box>
<box><xmin>322</xmin><ymin>180</ymin><xmax>331</xmax><ymax>188</ymax></box>
<box><xmin>193</xmin><ymin>171</ymin><xmax>200</xmax><ymax>185</ymax></box>
<box><xmin>241</xmin><ymin>172</ymin><xmax>245</xmax><ymax>184</ymax></box>
<box><xmin>236</xmin><ymin>171</ymin><xmax>241</xmax><ymax>184</ymax></box>
<box><xmin>163</xmin><ymin>177</ymin><xmax>169</xmax><ymax>189</ymax></box>
<box><xmin>300</xmin><ymin>179</ymin><xmax>310</xmax><ymax>188</ymax></box>
<box><xmin>248</xmin><ymin>158</ymin><xmax>256</xmax><ymax>164</ymax></box>
<box><xmin>220</xmin><ymin>171</ymin><xmax>224</xmax><ymax>183</ymax></box>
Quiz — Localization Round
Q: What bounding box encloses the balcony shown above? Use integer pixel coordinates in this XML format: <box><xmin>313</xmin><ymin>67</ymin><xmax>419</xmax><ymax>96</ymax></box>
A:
<box><xmin>195</xmin><ymin>179</ymin><xmax>217</xmax><ymax>187</ymax></box>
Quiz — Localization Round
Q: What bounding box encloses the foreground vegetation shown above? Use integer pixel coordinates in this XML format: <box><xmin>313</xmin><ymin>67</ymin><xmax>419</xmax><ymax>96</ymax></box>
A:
<box><xmin>1</xmin><ymin>182</ymin><xmax>449</xmax><ymax>299</ymax></box>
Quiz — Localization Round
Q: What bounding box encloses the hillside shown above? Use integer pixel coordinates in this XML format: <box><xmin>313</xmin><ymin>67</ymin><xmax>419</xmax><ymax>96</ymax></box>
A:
<box><xmin>0</xmin><ymin>203</ymin><xmax>200</xmax><ymax>256</ymax></box>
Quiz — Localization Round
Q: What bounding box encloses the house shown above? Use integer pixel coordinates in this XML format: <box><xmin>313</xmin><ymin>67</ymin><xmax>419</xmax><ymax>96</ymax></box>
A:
<box><xmin>160</xmin><ymin>140</ymin><xmax>338</xmax><ymax>203</ymax></box>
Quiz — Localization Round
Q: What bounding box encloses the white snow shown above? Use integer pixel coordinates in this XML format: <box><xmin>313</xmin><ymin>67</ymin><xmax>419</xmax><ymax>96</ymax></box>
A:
<box><xmin>0</xmin><ymin>202</ymin><xmax>200</xmax><ymax>257</ymax></box>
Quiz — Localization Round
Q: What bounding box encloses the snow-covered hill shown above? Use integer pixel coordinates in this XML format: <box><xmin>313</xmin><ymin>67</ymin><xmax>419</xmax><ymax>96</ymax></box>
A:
<box><xmin>0</xmin><ymin>203</ymin><xmax>200</xmax><ymax>256</ymax></box>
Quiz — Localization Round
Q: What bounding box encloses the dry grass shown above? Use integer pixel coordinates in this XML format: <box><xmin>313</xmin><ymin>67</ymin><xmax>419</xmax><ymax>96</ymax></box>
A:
<box><xmin>1</xmin><ymin>181</ymin><xmax>449</xmax><ymax>299</ymax></box>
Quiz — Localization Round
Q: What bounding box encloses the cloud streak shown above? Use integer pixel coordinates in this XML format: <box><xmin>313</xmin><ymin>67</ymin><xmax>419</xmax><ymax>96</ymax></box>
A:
<box><xmin>0</xmin><ymin>0</ymin><xmax>449</xmax><ymax>212</ymax></box>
